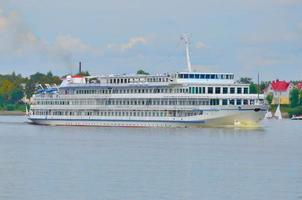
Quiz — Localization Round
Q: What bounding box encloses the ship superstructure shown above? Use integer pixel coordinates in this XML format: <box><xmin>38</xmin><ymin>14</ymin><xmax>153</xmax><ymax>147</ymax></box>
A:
<box><xmin>28</xmin><ymin>71</ymin><xmax>266</xmax><ymax>127</ymax></box>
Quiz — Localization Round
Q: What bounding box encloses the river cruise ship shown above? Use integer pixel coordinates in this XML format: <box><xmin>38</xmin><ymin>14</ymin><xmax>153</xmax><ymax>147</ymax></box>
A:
<box><xmin>27</xmin><ymin>71</ymin><xmax>266</xmax><ymax>127</ymax></box>
<box><xmin>27</xmin><ymin>36</ymin><xmax>267</xmax><ymax>127</ymax></box>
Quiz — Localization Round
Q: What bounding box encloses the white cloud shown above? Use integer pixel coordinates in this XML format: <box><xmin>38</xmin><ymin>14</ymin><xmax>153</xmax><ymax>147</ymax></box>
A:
<box><xmin>107</xmin><ymin>36</ymin><xmax>151</xmax><ymax>52</ymax></box>
<box><xmin>195</xmin><ymin>41</ymin><xmax>207</xmax><ymax>49</ymax></box>
<box><xmin>53</xmin><ymin>35</ymin><xmax>101</xmax><ymax>54</ymax></box>
<box><xmin>0</xmin><ymin>7</ymin><xmax>101</xmax><ymax>64</ymax></box>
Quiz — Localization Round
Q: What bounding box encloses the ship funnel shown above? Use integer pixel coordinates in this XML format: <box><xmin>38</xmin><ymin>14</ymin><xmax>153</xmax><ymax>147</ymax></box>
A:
<box><xmin>79</xmin><ymin>62</ymin><xmax>82</xmax><ymax>74</ymax></box>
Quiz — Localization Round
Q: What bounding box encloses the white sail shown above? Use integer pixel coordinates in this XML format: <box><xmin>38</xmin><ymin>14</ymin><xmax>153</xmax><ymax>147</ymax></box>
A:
<box><xmin>274</xmin><ymin>104</ymin><xmax>282</xmax><ymax>120</ymax></box>
<box><xmin>25</xmin><ymin>104</ymin><xmax>29</xmax><ymax>116</ymax></box>
<box><xmin>264</xmin><ymin>111</ymin><xmax>273</xmax><ymax>119</ymax></box>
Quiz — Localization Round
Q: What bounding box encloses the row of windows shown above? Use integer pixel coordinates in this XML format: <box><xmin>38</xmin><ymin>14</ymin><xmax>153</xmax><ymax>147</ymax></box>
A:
<box><xmin>189</xmin><ymin>87</ymin><xmax>249</xmax><ymax>94</ymax></box>
<box><xmin>36</xmin><ymin>99</ymin><xmax>210</xmax><ymax>106</ymax></box>
<box><xmin>178</xmin><ymin>73</ymin><xmax>234</xmax><ymax>80</ymax></box>
<box><xmin>36</xmin><ymin>98</ymin><xmax>256</xmax><ymax>106</ymax></box>
<box><xmin>107</xmin><ymin>77</ymin><xmax>169</xmax><ymax>84</ymax></box>
<box><xmin>74</xmin><ymin>88</ymin><xmax>180</xmax><ymax>95</ymax></box>
<box><xmin>62</xmin><ymin>86</ymin><xmax>249</xmax><ymax>95</ymax></box>
<box><xmin>32</xmin><ymin>110</ymin><xmax>203</xmax><ymax>117</ymax></box>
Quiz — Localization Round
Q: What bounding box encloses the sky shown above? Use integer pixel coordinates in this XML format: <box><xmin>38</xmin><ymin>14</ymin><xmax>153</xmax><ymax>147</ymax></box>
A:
<box><xmin>0</xmin><ymin>0</ymin><xmax>301</xmax><ymax>81</ymax></box>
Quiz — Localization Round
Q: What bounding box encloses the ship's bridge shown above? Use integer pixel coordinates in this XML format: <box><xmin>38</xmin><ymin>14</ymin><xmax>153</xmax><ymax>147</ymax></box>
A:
<box><xmin>175</xmin><ymin>72</ymin><xmax>235</xmax><ymax>84</ymax></box>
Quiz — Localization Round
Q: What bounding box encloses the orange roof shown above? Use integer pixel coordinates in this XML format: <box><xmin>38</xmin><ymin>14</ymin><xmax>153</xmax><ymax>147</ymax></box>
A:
<box><xmin>271</xmin><ymin>80</ymin><xmax>290</xmax><ymax>92</ymax></box>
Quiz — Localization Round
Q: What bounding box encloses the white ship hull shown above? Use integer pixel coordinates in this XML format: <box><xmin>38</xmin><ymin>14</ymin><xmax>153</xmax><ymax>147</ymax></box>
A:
<box><xmin>28</xmin><ymin>108</ymin><xmax>266</xmax><ymax>128</ymax></box>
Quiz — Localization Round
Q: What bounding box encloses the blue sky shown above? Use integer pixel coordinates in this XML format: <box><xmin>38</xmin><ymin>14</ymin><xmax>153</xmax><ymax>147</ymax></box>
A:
<box><xmin>0</xmin><ymin>0</ymin><xmax>301</xmax><ymax>81</ymax></box>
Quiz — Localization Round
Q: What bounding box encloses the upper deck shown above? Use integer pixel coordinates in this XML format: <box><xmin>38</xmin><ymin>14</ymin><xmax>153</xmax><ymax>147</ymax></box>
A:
<box><xmin>175</xmin><ymin>72</ymin><xmax>235</xmax><ymax>84</ymax></box>
<box><xmin>60</xmin><ymin>72</ymin><xmax>236</xmax><ymax>89</ymax></box>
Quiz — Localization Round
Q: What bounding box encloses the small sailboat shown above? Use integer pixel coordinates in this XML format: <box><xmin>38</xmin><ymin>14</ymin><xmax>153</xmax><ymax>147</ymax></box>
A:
<box><xmin>291</xmin><ymin>115</ymin><xmax>302</xmax><ymax>120</ymax></box>
<box><xmin>274</xmin><ymin>104</ymin><xmax>282</xmax><ymax>120</ymax></box>
<box><xmin>264</xmin><ymin>110</ymin><xmax>273</xmax><ymax>119</ymax></box>
<box><xmin>25</xmin><ymin>104</ymin><xmax>29</xmax><ymax>116</ymax></box>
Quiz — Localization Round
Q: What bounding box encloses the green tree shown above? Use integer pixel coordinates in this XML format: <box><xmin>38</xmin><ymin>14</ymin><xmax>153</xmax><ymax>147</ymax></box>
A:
<box><xmin>260</xmin><ymin>81</ymin><xmax>270</xmax><ymax>92</ymax></box>
<box><xmin>249</xmin><ymin>83</ymin><xmax>259</xmax><ymax>94</ymax></box>
<box><xmin>136</xmin><ymin>69</ymin><xmax>149</xmax><ymax>75</ymax></box>
<box><xmin>290</xmin><ymin>88</ymin><xmax>299</xmax><ymax>107</ymax></box>
<box><xmin>300</xmin><ymin>90</ymin><xmax>302</xmax><ymax>105</ymax></box>
<box><xmin>78</xmin><ymin>71</ymin><xmax>90</xmax><ymax>76</ymax></box>
<box><xmin>0</xmin><ymin>79</ymin><xmax>14</xmax><ymax>102</ymax></box>
<box><xmin>46</xmin><ymin>71</ymin><xmax>53</xmax><ymax>78</ymax></box>
<box><xmin>239</xmin><ymin>77</ymin><xmax>253</xmax><ymax>84</ymax></box>
<box><xmin>25</xmin><ymin>79</ymin><xmax>36</xmax><ymax>98</ymax></box>
<box><xmin>10</xmin><ymin>89</ymin><xmax>24</xmax><ymax>104</ymax></box>
<box><xmin>266</xmin><ymin>93</ymin><xmax>273</xmax><ymax>105</ymax></box>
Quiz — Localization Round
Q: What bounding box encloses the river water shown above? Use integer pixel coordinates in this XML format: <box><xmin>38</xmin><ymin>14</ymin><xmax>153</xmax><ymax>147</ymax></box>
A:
<box><xmin>0</xmin><ymin>116</ymin><xmax>301</xmax><ymax>200</ymax></box>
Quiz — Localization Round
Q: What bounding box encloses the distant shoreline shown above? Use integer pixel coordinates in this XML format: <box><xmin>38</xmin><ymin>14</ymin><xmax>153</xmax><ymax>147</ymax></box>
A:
<box><xmin>0</xmin><ymin>111</ymin><xmax>26</xmax><ymax>116</ymax></box>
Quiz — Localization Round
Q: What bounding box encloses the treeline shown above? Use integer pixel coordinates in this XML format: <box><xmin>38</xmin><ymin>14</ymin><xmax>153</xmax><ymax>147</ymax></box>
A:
<box><xmin>0</xmin><ymin>73</ymin><xmax>271</xmax><ymax>111</ymax></box>
<box><xmin>0</xmin><ymin>72</ymin><xmax>61</xmax><ymax>111</ymax></box>
<box><xmin>238</xmin><ymin>77</ymin><xmax>269</xmax><ymax>94</ymax></box>
<box><xmin>288</xmin><ymin>88</ymin><xmax>302</xmax><ymax>116</ymax></box>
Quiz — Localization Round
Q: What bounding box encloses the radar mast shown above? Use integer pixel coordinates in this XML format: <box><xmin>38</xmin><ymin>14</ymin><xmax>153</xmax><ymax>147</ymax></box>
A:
<box><xmin>181</xmin><ymin>34</ymin><xmax>192</xmax><ymax>72</ymax></box>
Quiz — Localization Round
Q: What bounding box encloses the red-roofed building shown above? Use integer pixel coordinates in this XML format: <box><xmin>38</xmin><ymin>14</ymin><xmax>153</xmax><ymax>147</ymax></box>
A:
<box><xmin>265</xmin><ymin>80</ymin><xmax>293</xmax><ymax>105</ymax></box>
<box><xmin>296</xmin><ymin>82</ymin><xmax>302</xmax><ymax>90</ymax></box>
<box><xmin>71</xmin><ymin>75</ymin><xmax>84</xmax><ymax>78</ymax></box>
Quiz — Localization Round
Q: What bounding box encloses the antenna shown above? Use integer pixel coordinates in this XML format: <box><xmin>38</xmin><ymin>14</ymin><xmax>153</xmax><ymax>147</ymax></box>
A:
<box><xmin>180</xmin><ymin>34</ymin><xmax>192</xmax><ymax>72</ymax></box>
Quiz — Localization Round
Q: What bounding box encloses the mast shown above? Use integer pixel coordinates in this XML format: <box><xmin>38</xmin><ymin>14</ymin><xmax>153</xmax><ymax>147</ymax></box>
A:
<box><xmin>257</xmin><ymin>73</ymin><xmax>260</xmax><ymax>102</ymax></box>
<box><xmin>181</xmin><ymin>34</ymin><xmax>192</xmax><ymax>72</ymax></box>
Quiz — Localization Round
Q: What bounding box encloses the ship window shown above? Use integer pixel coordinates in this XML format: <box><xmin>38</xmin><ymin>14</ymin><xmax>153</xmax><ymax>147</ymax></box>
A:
<box><xmin>237</xmin><ymin>88</ymin><xmax>242</xmax><ymax>94</ymax></box>
<box><xmin>229</xmin><ymin>99</ymin><xmax>235</xmax><ymax>105</ymax></box>
<box><xmin>215</xmin><ymin>87</ymin><xmax>221</xmax><ymax>94</ymax></box>
<box><xmin>192</xmin><ymin>87</ymin><xmax>196</xmax><ymax>94</ymax></box>
<box><xmin>223</xmin><ymin>87</ymin><xmax>228</xmax><ymax>94</ymax></box>
<box><xmin>244</xmin><ymin>99</ymin><xmax>249</xmax><ymax>105</ymax></box>
<box><xmin>230</xmin><ymin>87</ymin><xmax>235</xmax><ymax>94</ymax></box>
<box><xmin>200</xmin><ymin>74</ymin><xmax>205</xmax><ymax>79</ymax></box>
<box><xmin>211</xmin><ymin>74</ymin><xmax>215</xmax><ymax>79</ymax></box>
<box><xmin>189</xmin><ymin>74</ymin><xmax>194</xmax><ymax>78</ymax></box>
<box><xmin>222</xmin><ymin>99</ymin><xmax>228</xmax><ymax>105</ymax></box>
<box><xmin>194</xmin><ymin>74</ymin><xmax>199</xmax><ymax>79</ymax></box>
<box><xmin>244</xmin><ymin>88</ymin><xmax>248</xmax><ymax>94</ymax></box>
<box><xmin>210</xmin><ymin>99</ymin><xmax>219</xmax><ymax>105</ymax></box>
<box><xmin>193</xmin><ymin>87</ymin><xmax>197</xmax><ymax>94</ymax></box>
<box><xmin>184</xmin><ymin>74</ymin><xmax>188</xmax><ymax>78</ymax></box>
<box><xmin>236</xmin><ymin>99</ymin><xmax>242</xmax><ymax>105</ymax></box>
<box><xmin>206</xmin><ymin>74</ymin><xmax>210</xmax><ymax>79</ymax></box>
<box><xmin>208</xmin><ymin>87</ymin><xmax>213</xmax><ymax>94</ymax></box>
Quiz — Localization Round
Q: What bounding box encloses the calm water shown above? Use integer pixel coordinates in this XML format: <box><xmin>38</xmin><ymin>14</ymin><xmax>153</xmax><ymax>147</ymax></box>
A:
<box><xmin>0</xmin><ymin>116</ymin><xmax>301</xmax><ymax>200</ymax></box>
